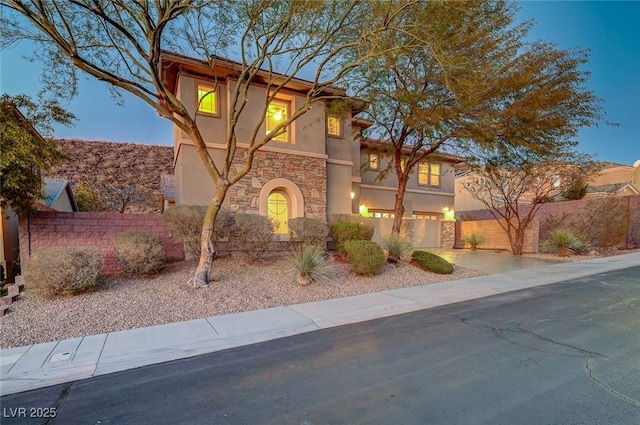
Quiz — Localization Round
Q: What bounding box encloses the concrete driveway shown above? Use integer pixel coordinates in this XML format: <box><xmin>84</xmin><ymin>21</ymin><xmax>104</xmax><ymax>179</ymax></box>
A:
<box><xmin>426</xmin><ymin>248</ymin><xmax>563</xmax><ymax>274</ymax></box>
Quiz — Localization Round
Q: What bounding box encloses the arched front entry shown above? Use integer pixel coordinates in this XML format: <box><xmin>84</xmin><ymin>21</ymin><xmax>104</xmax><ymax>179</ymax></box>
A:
<box><xmin>258</xmin><ymin>178</ymin><xmax>305</xmax><ymax>234</ymax></box>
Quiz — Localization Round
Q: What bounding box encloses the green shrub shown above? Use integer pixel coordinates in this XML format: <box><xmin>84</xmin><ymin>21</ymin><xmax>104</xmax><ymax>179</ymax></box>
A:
<box><xmin>381</xmin><ymin>234</ymin><xmax>413</xmax><ymax>262</ymax></box>
<box><xmin>24</xmin><ymin>247</ymin><xmax>102</xmax><ymax>298</ymax></box>
<box><xmin>288</xmin><ymin>217</ymin><xmax>328</xmax><ymax>249</ymax></box>
<box><xmin>233</xmin><ymin>213</ymin><xmax>278</xmax><ymax>262</ymax></box>
<box><xmin>541</xmin><ymin>229</ymin><xmax>584</xmax><ymax>256</ymax></box>
<box><xmin>343</xmin><ymin>240</ymin><xmax>385</xmax><ymax>276</ymax></box>
<box><xmin>330</xmin><ymin>222</ymin><xmax>374</xmax><ymax>253</ymax></box>
<box><xmin>113</xmin><ymin>232</ymin><xmax>165</xmax><ymax>275</ymax></box>
<box><xmin>287</xmin><ymin>246</ymin><xmax>333</xmax><ymax>285</ymax></box>
<box><xmin>162</xmin><ymin>205</ymin><xmax>228</xmax><ymax>258</ymax></box>
<box><xmin>330</xmin><ymin>214</ymin><xmax>374</xmax><ymax>236</ymax></box>
<box><xmin>464</xmin><ymin>232</ymin><xmax>486</xmax><ymax>250</ymax></box>
<box><xmin>411</xmin><ymin>250</ymin><xmax>453</xmax><ymax>274</ymax></box>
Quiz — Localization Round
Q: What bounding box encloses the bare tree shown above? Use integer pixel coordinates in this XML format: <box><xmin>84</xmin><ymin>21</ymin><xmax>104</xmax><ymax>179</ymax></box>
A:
<box><xmin>1</xmin><ymin>0</ymin><xmax>415</xmax><ymax>286</ymax></box>
<box><xmin>463</xmin><ymin>147</ymin><xmax>594</xmax><ymax>255</ymax></box>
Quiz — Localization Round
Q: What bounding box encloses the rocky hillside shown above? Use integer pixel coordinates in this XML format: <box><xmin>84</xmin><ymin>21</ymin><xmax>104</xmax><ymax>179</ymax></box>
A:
<box><xmin>51</xmin><ymin>139</ymin><xmax>174</xmax><ymax>213</ymax></box>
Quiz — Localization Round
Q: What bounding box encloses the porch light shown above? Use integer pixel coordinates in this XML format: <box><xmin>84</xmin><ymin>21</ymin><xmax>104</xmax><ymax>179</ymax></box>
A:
<box><xmin>443</xmin><ymin>207</ymin><xmax>455</xmax><ymax>221</ymax></box>
<box><xmin>350</xmin><ymin>191</ymin><xmax>355</xmax><ymax>200</ymax></box>
<box><xmin>359</xmin><ymin>204</ymin><xmax>368</xmax><ymax>216</ymax></box>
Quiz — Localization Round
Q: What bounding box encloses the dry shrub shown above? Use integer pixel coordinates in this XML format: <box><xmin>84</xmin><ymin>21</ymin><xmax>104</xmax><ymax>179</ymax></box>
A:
<box><xmin>113</xmin><ymin>232</ymin><xmax>165</xmax><ymax>275</ymax></box>
<box><xmin>24</xmin><ymin>247</ymin><xmax>102</xmax><ymax>298</ymax></box>
<box><xmin>232</xmin><ymin>213</ymin><xmax>278</xmax><ymax>262</ymax></box>
<box><xmin>162</xmin><ymin>205</ymin><xmax>228</xmax><ymax>258</ymax></box>
<box><xmin>288</xmin><ymin>217</ymin><xmax>328</xmax><ymax>249</ymax></box>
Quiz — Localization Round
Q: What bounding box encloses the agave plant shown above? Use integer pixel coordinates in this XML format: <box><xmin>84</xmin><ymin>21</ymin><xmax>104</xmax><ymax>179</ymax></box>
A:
<box><xmin>381</xmin><ymin>234</ymin><xmax>414</xmax><ymax>263</ymax></box>
<box><xmin>464</xmin><ymin>232</ymin><xmax>486</xmax><ymax>250</ymax></box>
<box><xmin>287</xmin><ymin>246</ymin><xmax>334</xmax><ymax>285</ymax></box>
<box><xmin>541</xmin><ymin>229</ymin><xmax>584</xmax><ymax>256</ymax></box>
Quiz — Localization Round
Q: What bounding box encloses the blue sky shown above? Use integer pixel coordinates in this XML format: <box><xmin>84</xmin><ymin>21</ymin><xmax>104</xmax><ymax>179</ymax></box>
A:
<box><xmin>1</xmin><ymin>1</ymin><xmax>638</xmax><ymax>165</ymax></box>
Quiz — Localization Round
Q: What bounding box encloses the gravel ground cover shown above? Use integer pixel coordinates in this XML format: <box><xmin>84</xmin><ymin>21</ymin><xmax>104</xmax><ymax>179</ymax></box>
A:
<box><xmin>1</xmin><ymin>256</ymin><xmax>484</xmax><ymax>349</ymax></box>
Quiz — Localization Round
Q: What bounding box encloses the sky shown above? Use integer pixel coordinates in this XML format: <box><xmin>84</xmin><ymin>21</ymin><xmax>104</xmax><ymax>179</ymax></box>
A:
<box><xmin>1</xmin><ymin>1</ymin><xmax>639</xmax><ymax>165</ymax></box>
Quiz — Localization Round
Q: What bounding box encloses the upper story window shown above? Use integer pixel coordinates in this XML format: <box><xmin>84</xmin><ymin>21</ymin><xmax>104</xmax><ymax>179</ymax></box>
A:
<box><xmin>400</xmin><ymin>159</ymin><xmax>406</xmax><ymax>173</ymax></box>
<box><xmin>368</xmin><ymin>153</ymin><xmax>379</xmax><ymax>171</ymax></box>
<box><xmin>197</xmin><ymin>84</ymin><xmax>218</xmax><ymax>115</ymax></box>
<box><xmin>418</xmin><ymin>162</ymin><xmax>440</xmax><ymax>186</ymax></box>
<box><xmin>266</xmin><ymin>99</ymin><xmax>290</xmax><ymax>142</ymax></box>
<box><xmin>327</xmin><ymin>115</ymin><xmax>343</xmax><ymax>138</ymax></box>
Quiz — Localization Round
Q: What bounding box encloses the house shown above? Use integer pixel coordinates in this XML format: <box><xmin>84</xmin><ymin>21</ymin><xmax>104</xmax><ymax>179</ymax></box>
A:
<box><xmin>455</xmin><ymin>159</ymin><xmax>640</xmax><ymax>215</ymax></box>
<box><xmin>160</xmin><ymin>52</ymin><xmax>460</xmax><ymax>248</ymax></box>
<box><xmin>584</xmin><ymin>160</ymin><xmax>640</xmax><ymax>197</ymax></box>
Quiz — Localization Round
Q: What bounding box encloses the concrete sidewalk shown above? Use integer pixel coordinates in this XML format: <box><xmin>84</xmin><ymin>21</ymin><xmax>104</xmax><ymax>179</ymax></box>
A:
<box><xmin>1</xmin><ymin>252</ymin><xmax>639</xmax><ymax>396</ymax></box>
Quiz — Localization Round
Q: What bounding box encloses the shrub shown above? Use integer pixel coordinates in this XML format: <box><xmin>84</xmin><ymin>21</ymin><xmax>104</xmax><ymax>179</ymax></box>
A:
<box><xmin>24</xmin><ymin>247</ymin><xmax>102</xmax><ymax>298</ymax></box>
<box><xmin>162</xmin><ymin>205</ymin><xmax>228</xmax><ymax>258</ymax></box>
<box><xmin>464</xmin><ymin>232</ymin><xmax>486</xmax><ymax>250</ymax></box>
<box><xmin>343</xmin><ymin>240</ymin><xmax>385</xmax><ymax>276</ymax></box>
<box><xmin>287</xmin><ymin>246</ymin><xmax>333</xmax><ymax>285</ymax></box>
<box><xmin>411</xmin><ymin>250</ymin><xmax>453</xmax><ymax>274</ymax></box>
<box><xmin>541</xmin><ymin>229</ymin><xmax>584</xmax><ymax>256</ymax></box>
<box><xmin>113</xmin><ymin>232</ymin><xmax>165</xmax><ymax>275</ymax></box>
<box><xmin>330</xmin><ymin>222</ymin><xmax>374</xmax><ymax>253</ymax></box>
<box><xmin>288</xmin><ymin>217</ymin><xmax>328</xmax><ymax>249</ymax></box>
<box><xmin>233</xmin><ymin>213</ymin><xmax>278</xmax><ymax>262</ymax></box>
<box><xmin>381</xmin><ymin>234</ymin><xmax>413</xmax><ymax>263</ymax></box>
<box><xmin>330</xmin><ymin>214</ymin><xmax>375</xmax><ymax>237</ymax></box>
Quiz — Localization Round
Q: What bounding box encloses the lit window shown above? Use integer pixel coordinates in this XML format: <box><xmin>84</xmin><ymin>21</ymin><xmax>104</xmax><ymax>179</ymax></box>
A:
<box><xmin>266</xmin><ymin>100</ymin><xmax>289</xmax><ymax>142</ymax></box>
<box><xmin>400</xmin><ymin>159</ymin><xmax>406</xmax><ymax>172</ymax></box>
<box><xmin>369</xmin><ymin>153</ymin><xmax>379</xmax><ymax>170</ymax></box>
<box><xmin>197</xmin><ymin>85</ymin><xmax>217</xmax><ymax>115</ymax></box>
<box><xmin>327</xmin><ymin>115</ymin><xmax>342</xmax><ymax>137</ymax></box>
<box><xmin>418</xmin><ymin>162</ymin><xmax>441</xmax><ymax>186</ymax></box>
<box><xmin>267</xmin><ymin>190</ymin><xmax>289</xmax><ymax>234</ymax></box>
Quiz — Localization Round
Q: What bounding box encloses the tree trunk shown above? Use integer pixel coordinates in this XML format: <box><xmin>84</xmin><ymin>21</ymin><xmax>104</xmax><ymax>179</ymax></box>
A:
<box><xmin>192</xmin><ymin>194</ymin><xmax>225</xmax><ymax>287</ymax></box>
<box><xmin>391</xmin><ymin>176</ymin><xmax>408</xmax><ymax>237</ymax></box>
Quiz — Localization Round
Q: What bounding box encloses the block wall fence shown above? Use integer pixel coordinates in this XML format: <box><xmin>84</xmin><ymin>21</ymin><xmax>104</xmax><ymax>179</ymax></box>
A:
<box><xmin>455</xmin><ymin>195</ymin><xmax>640</xmax><ymax>252</ymax></box>
<box><xmin>19</xmin><ymin>212</ymin><xmax>184</xmax><ymax>273</ymax></box>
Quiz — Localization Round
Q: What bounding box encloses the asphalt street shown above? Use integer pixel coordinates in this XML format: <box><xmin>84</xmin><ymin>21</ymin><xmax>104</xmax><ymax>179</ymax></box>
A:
<box><xmin>2</xmin><ymin>266</ymin><xmax>639</xmax><ymax>425</ymax></box>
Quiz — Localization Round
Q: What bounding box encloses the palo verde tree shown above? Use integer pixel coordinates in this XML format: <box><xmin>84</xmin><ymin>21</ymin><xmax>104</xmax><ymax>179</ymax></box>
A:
<box><xmin>0</xmin><ymin>94</ymin><xmax>74</xmax><ymax>215</ymax></box>
<box><xmin>352</xmin><ymin>0</ymin><xmax>606</xmax><ymax>236</ymax></box>
<box><xmin>463</xmin><ymin>145</ymin><xmax>595</xmax><ymax>255</ymax></box>
<box><xmin>1</xmin><ymin>0</ymin><xmax>415</xmax><ymax>287</ymax></box>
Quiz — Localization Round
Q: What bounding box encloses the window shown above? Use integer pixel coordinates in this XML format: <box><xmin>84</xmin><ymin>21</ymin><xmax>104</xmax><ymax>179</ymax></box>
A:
<box><xmin>418</xmin><ymin>162</ymin><xmax>440</xmax><ymax>186</ymax></box>
<box><xmin>400</xmin><ymin>159</ymin><xmax>406</xmax><ymax>172</ymax></box>
<box><xmin>197</xmin><ymin>85</ymin><xmax>217</xmax><ymax>115</ymax></box>
<box><xmin>267</xmin><ymin>190</ymin><xmax>289</xmax><ymax>234</ymax></box>
<box><xmin>327</xmin><ymin>115</ymin><xmax>342</xmax><ymax>137</ymax></box>
<box><xmin>369</xmin><ymin>153</ymin><xmax>379</xmax><ymax>170</ymax></box>
<box><xmin>266</xmin><ymin>100</ymin><xmax>289</xmax><ymax>142</ymax></box>
<box><xmin>371</xmin><ymin>210</ymin><xmax>395</xmax><ymax>218</ymax></box>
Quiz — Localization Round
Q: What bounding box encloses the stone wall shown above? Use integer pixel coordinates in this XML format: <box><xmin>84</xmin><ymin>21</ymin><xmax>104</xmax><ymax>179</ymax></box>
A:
<box><xmin>19</xmin><ymin>212</ymin><xmax>184</xmax><ymax>273</ymax></box>
<box><xmin>226</xmin><ymin>150</ymin><xmax>327</xmax><ymax>219</ymax></box>
<box><xmin>440</xmin><ymin>221</ymin><xmax>455</xmax><ymax>248</ymax></box>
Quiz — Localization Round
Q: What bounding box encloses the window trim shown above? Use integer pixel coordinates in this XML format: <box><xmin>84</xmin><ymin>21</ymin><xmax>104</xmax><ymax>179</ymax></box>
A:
<box><xmin>417</xmin><ymin>162</ymin><xmax>441</xmax><ymax>187</ymax></box>
<box><xmin>327</xmin><ymin>115</ymin><xmax>343</xmax><ymax>138</ymax></box>
<box><xmin>368</xmin><ymin>153</ymin><xmax>379</xmax><ymax>171</ymax></box>
<box><xmin>196</xmin><ymin>83</ymin><xmax>220</xmax><ymax>117</ymax></box>
<box><xmin>266</xmin><ymin>98</ymin><xmax>291</xmax><ymax>143</ymax></box>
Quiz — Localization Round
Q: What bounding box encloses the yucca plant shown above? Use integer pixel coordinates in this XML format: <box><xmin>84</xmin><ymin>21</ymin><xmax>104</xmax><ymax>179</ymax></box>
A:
<box><xmin>287</xmin><ymin>246</ymin><xmax>334</xmax><ymax>285</ymax></box>
<box><xmin>381</xmin><ymin>234</ymin><xmax>413</xmax><ymax>263</ymax></box>
<box><xmin>541</xmin><ymin>229</ymin><xmax>584</xmax><ymax>256</ymax></box>
<box><xmin>464</xmin><ymin>232</ymin><xmax>486</xmax><ymax>250</ymax></box>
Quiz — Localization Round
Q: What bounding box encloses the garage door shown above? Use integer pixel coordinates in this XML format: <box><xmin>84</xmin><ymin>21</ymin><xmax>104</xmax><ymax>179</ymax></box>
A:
<box><xmin>412</xmin><ymin>213</ymin><xmax>440</xmax><ymax>248</ymax></box>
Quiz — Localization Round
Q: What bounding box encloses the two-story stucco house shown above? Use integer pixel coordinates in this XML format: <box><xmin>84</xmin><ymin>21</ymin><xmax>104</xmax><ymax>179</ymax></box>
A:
<box><xmin>160</xmin><ymin>52</ymin><xmax>461</xmax><ymax>248</ymax></box>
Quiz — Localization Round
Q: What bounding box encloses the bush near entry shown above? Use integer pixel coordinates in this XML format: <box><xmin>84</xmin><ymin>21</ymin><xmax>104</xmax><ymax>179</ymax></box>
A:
<box><xmin>343</xmin><ymin>240</ymin><xmax>385</xmax><ymax>276</ymax></box>
<box><xmin>411</xmin><ymin>250</ymin><xmax>453</xmax><ymax>274</ymax></box>
<box><xmin>330</xmin><ymin>222</ymin><xmax>374</xmax><ymax>253</ymax></box>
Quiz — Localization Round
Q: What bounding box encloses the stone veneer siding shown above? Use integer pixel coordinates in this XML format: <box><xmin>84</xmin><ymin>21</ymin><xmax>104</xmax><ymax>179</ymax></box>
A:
<box><xmin>226</xmin><ymin>149</ymin><xmax>327</xmax><ymax>219</ymax></box>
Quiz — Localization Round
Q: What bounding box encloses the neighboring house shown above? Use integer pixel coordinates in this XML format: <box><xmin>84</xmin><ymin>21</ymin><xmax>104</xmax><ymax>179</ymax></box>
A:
<box><xmin>585</xmin><ymin>160</ymin><xmax>640</xmax><ymax>197</ymax></box>
<box><xmin>38</xmin><ymin>177</ymin><xmax>79</xmax><ymax>212</ymax></box>
<box><xmin>455</xmin><ymin>159</ymin><xmax>640</xmax><ymax>215</ymax></box>
<box><xmin>160</xmin><ymin>174</ymin><xmax>176</xmax><ymax>211</ymax></box>
<box><xmin>160</xmin><ymin>52</ymin><xmax>460</xmax><ymax>247</ymax></box>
